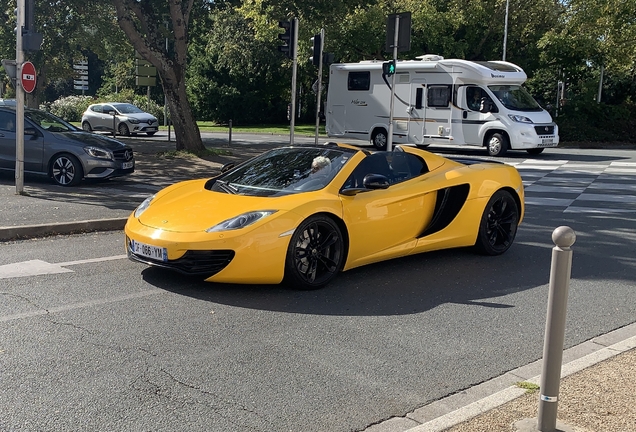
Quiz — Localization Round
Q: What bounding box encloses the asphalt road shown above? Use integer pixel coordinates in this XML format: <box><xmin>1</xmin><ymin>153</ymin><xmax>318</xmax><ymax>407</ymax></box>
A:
<box><xmin>2</xmin><ymin>148</ymin><xmax>635</xmax><ymax>431</ymax></box>
<box><xmin>2</xmin><ymin>134</ymin><xmax>636</xmax><ymax>431</ymax></box>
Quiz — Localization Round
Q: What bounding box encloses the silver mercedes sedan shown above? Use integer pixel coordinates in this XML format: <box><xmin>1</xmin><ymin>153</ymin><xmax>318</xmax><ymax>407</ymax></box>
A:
<box><xmin>0</xmin><ymin>107</ymin><xmax>134</xmax><ymax>186</ymax></box>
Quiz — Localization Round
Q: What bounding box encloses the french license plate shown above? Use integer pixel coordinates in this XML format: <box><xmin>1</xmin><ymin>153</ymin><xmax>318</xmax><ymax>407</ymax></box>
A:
<box><xmin>131</xmin><ymin>240</ymin><xmax>167</xmax><ymax>262</ymax></box>
<box><xmin>541</xmin><ymin>138</ymin><xmax>554</xmax><ymax>146</ymax></box>
<box><xmin>122</xmin><ymin>161</ymin><xmax>134</xmax><ymax>169</ymax></box>
<box><xmin>146</xmin><ymin>127</ymin><xmax>157</xmax><ymax>131</ymax></box>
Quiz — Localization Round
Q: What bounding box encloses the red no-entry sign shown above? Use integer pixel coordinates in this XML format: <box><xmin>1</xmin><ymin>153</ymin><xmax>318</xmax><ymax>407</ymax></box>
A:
<box><xmin>21</xmin><ymin>61</ymin><xmax>37</xmax><ymax>93</ymax></box>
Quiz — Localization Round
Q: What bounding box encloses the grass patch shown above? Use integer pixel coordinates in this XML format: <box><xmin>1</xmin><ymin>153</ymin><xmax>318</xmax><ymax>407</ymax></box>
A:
<box><xmin>196</xmin><ymin>122</ymin><xmax>325</xmax><ymax>136</ymax></box>
<box><xmin>156</xmin><ymin>148</ymin><xmax>232</xmax><ymax>159</ymax></box>
<box><xmin>516</xmin><ymin>381</ymin><xmax>540</xmax><ymax>393</ymax></box>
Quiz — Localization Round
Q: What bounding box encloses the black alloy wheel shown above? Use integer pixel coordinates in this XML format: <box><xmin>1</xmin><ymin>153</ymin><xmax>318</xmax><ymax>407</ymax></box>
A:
<box><xmin>474</xmin><ymin>190</ymin><xmax>519</xmax><ymax>255</ymax></box>
<box><xmin>284</xmin><ymin>215</ymin><xmax>345</xmax><ymax>289</ymax></box>
<box><xmin>51</xmin><ymin>154</ymin><xmax>83</xmax><ymax>186</ymax></box>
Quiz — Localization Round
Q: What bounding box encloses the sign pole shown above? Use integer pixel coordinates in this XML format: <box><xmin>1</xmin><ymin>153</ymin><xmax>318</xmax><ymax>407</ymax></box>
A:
<box><xmin>314</xmin><ymin>28</ymin><xmax>324</xmax><ymax>146</ymax></box>
<box><xmin>15</xmin><ymin>0</ymin><xmax>25</xmax><ymax>195</ymax></box>
<box><xmin>289</xmin><ymin>17</ymin><xmax>298</xmax><ymax>145</ymax></box>
<box><xmin>387</xmin><ymin>14</ymin><xmax>399</xmax><ymax>152</ymax></box>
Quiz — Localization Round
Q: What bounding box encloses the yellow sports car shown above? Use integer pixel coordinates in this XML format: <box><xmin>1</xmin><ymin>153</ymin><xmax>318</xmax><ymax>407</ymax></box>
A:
<box><xmin>125</xmin><ymin>143</ymin><xmax>524</xmax><ymax>289</ymax></box>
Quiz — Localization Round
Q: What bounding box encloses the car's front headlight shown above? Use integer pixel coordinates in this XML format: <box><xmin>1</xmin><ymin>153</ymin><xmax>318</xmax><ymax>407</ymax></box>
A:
<box><xmin>508</xmin><ymin>114</ymin><xmax>533</xmax><ymax>124</ymax></box>
<box><xmin>134</xmin><ymin>194</ymin><xmax>156</xmax><ymax>218</ymax></box>
<box><xmin>206</xmin><ymin>210</ymin><xmax>278</xmax><ymax>233</ymax></box>
<box><xmin>84</xmin><ymin>146</ymin><xmax>113</xmax><ymax>160</ymax></box>
<box><xmin>125</xmin><ymin>117</ymin><xmax>140</xmax><ymax>124</ymax></box>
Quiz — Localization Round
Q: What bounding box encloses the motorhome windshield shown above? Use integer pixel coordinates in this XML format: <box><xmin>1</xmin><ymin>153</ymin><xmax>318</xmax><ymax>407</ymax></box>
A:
<box><xmin>488</xmin><ymin>85</ymin><xmax>542</xmax><ymax>112</ymax></box>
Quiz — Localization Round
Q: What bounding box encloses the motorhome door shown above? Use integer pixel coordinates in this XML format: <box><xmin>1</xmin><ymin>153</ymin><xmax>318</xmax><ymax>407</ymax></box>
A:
<box><xmin>409</xmin><ymin>82</ymin><xmax>426</xmax><ymax>145</ymax></box>
<box><xmin>458</xmin><ymin>85</ymin><xmax>498</xmax><ymax>145</ymax></box>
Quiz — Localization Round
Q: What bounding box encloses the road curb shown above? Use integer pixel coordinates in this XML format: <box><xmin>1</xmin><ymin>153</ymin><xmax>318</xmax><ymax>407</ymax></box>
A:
<box><xmin>0</xmin><ymin>218</ymin><xmax>128</xmax><ymax>242</ymax></box>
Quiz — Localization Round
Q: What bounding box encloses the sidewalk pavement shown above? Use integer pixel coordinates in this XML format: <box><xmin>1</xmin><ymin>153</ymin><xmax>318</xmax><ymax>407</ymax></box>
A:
<box><xmin>1</xmin><ymin>134</ymin><xmax>635</xmax><ymax>432</ymax></box>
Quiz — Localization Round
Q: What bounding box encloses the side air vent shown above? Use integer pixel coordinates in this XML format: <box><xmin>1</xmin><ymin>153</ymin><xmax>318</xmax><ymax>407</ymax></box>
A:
<box><xmin>419</xmin><ymin>184</ymin><xmax>470</xmax><ymax>237</ymax></box>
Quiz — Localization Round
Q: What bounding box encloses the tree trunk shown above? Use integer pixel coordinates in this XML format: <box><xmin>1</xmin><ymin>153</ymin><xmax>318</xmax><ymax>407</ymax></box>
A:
<box><xmin>163</xmin><ymin>72</ymin><xmax>201</xmax><ymax>151</ymax></box>
<box><xmin>112</xmin><ymin>0</ymin><xmax>205</xmax><ymax>153</ymax></box>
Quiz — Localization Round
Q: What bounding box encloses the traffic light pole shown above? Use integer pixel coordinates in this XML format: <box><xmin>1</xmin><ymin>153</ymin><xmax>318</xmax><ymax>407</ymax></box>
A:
<box><xmin>387</xmin><ymin>15</ymin><xmax>399</xmax><ymax>152</ymax></box>
<box><xmin>289</xmin><ymin>18</ymin><xmax>299</xmax><ymax>145</ymax></box>
<box><xmin>314</xmin><ymin>28</ymin><xmax>324</xmax><ymax>145</ymax></box>
<box><xmin>15</xmin><ymin>0</ymin><xmax>25</xmax><ymax>195</ymax></box>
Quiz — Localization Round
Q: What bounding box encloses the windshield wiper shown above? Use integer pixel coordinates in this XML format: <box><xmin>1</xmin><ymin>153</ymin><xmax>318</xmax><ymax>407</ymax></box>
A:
<box><xmin>216</xmin><ymin>180</ymin><xmax>238</xmax><ymax>194</ymax></box>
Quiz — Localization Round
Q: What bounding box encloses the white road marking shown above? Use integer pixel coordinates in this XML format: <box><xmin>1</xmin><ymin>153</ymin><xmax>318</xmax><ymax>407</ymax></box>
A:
<box><xmin>0</xmin><ymin>255</ymin><xmax>128</xmax><ymax>279</ymax></box>
<box><xmin>0</xmin><ymin>260</ymin><xmax>73</xmax><ymax>279</ymax></box>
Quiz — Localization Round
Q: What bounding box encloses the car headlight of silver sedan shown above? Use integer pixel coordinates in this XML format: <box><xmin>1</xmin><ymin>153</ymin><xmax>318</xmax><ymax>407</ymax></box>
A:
<box><xmin>206</xmin><ymin>210</ymin><xmax>278</xmax><ymax>233</ymax></box>
<box><xmin>134</xmin><ymin>195</ymin><xmax>156</xmax><ymax>218</ymax></box>
<box><xmin>126</xmin><ymin>117</ymin><xmax>140</xmax><ymax>124</ymax></box>
<box><xmin>84</xmin><ymin>146</ymin><xmax>113</xmax><ymax>160</ymax></box>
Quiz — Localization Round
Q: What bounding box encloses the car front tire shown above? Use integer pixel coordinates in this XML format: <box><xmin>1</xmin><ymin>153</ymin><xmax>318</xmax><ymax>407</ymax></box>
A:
<box><xmin>118</xmin><ymin>123</ymin><xmax>130</xmax><ymax>136</ymax></box>
<box><xmin>474</xmin><ymin>190</ymin><xmax>519</xmax><ymax>255</ymax></box>
<box><xmin>51</xmin><ymin>154</ymin><xmax>83</xmax><ymax>187</ymax></box>
<box><xmin>487</xmin><ymin>132</ymin><xmax>509</xmax><ymax>157</ymax></box>
<box><xmin>82</xmin><ymin>122</ymin><xmax>92</xmax><ymax>132</ymax></box>
<box><xmin>284</xmin><ymin>215</ymin><xmax>345</xmax><ymax>290</ymax></box>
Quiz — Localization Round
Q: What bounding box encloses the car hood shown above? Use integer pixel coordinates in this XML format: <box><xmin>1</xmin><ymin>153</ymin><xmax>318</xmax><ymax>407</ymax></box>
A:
<box><xmin>138</xmin><ymin>180</ymin><xmax>295</xmax><ymax>233</ymax></box>
<box><xmin>52</xmin><ymin>131</ymin><xmax>130</xmax><ymax>150</ymax></box>
<box><xmin>122</xmin><ymin>113</ymin><xmax>156</xmax><ymax>121</ymax></box>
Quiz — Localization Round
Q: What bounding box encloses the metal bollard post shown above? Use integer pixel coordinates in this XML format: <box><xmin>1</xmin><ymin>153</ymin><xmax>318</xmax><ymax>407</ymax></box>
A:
<box><xmin>228</xmin><ymin>119</ymin><xmax>232</xmax><ymax>147</ymax></box>
<box><xmin>537</xmin><ymin>226</ymin><xmax>576</xmax><ymax>431</ymax></box>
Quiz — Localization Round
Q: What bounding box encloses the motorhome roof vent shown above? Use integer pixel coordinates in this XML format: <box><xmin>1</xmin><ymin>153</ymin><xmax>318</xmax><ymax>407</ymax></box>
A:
<box><xmin>416</xmin><ymin>54</ymin><xmax>444</xmax><ymax>61</ymax></box>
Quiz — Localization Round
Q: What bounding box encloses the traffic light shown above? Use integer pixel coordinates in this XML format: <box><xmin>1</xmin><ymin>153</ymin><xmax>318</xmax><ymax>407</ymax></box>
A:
<box><xmin>14</xmin><ymin>0</ymin><xmax>43</xmax><ymax>51</ymax></box>
<box><xmin>382</xmin><ymin>60</ymin><xmax>396</xmax><ymax>76</ymax></box>
<box><xmin>277</xmin><ymin>20</ymin><xmax>295</xmax><ymax>59</ymax></box>
<box><xmin>309</xmin><ymin>34</ymin><xmax>321</xmax><ymax>66</ymax></box>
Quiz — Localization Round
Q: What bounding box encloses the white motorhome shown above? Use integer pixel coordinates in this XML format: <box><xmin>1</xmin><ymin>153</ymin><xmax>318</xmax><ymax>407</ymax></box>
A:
<box><xmin>325</xmin><ymin>55</ymin><xmax>558</xmax><ymax>156</ymax></box>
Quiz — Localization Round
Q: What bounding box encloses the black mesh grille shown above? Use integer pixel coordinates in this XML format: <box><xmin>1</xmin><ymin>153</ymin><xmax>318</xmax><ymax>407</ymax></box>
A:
<box><xmin>534</xmin><ymin>125</ymin><xmax>555</xmax><ymax>135</ymax></box>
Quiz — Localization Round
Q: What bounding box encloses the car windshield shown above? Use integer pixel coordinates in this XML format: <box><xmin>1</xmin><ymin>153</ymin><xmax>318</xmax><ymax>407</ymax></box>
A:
<box><xmin>208</xmin><ymin>147</ymin><xmax>355</xmax><ymax>197</ymax></box>
<box><xmin>26</xmin><ymin>110</ymin><xmax>78</xmax><ymax>132</ymax></box>
<box><xmin>488</xmin><ymin>85</ymin><xmax>542</xmax><ymax>112</ymax></box>
<box><xmin>113</xmin><ymin>103</ymin><xmax>145</xmax><ymax>114</ymax></box>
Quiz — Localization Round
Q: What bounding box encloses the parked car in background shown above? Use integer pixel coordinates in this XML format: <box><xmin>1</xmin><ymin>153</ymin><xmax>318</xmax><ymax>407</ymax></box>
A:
<box><xmin>81</xmin><ymin>103</ymin><xmax>158</xmax><ymax>137</ymax></box>
<box><xmin>0</xmin><ymin>106</ymin><xmax>134</xmax><ymax>186</ymax></box>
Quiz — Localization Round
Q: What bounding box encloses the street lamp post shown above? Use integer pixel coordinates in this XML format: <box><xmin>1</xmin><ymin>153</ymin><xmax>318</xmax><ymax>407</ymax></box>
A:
<box><xmin>503</xmin><ymin>0</ymin><xmax>510</xmax><ymax>61</ymax></box>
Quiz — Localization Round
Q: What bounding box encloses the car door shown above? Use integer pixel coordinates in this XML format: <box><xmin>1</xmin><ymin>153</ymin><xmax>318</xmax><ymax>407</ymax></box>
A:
<box><xmin>340</xmin><ymin>152</ymin><xmax>433</xmax><ymax>268</ymax></box>
<box><xmin>0</xmin><ymin>110</ymin><xmax>16</xmax><ymax>169</ymax></box>
<box><xmin>23</xmin><ymin>120</ymin><xmax>44</xmax><ymax>173</ymax></box>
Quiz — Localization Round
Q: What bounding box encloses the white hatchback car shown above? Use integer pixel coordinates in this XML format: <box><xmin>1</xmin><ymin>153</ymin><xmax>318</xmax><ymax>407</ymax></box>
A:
<box><xmin>81</xmin><ymin>103</ymin><xmax>159</xmax><ymax>136</ymax></box>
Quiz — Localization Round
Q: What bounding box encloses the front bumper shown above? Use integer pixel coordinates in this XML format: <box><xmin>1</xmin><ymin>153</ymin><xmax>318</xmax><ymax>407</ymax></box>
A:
<box><xmin>124</xmin><ymin>215</ymin><xmax>293</xmax><ymax>284</ymax></box>
<box><xmin>509</xmin><ymin>123</ymin><xmax>559</xmax><ymax>150</ymax></box>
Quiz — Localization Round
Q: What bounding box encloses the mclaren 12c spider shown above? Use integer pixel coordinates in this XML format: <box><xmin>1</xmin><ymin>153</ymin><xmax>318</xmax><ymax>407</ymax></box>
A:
<box><xmin>125</xmin><ymin>143</ymin><xmax>524</xmax><ymax>289</ymax></box>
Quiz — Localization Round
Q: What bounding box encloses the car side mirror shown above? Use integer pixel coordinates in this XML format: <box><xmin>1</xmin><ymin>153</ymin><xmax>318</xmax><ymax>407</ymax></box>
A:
<box><xmin>221</xmin><ymin>163</ymin><xmax>235</xmax><ymax>173</ymax></box>
<box><xmin>25</xmin><ymin>127</ymin><xmax>38</xmax><ymax>136</ymax></box>
<box><xmin>108</xmin><ymin>110</ymin><xmax>116</xmax><ymax>115</ymax></box>
<box><xmin>363</xmin><ymin>174</ymin><xmax>390</xmax><ymax>190</ymax></box>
